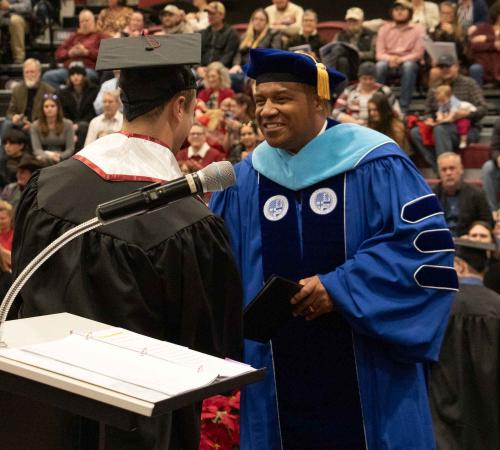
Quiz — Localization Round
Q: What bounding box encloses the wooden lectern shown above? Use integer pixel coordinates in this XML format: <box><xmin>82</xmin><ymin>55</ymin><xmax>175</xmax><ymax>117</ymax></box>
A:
<box><xmin>0</xmin><ymin>313</ymin><xmax>264</xmax><ymax>450</ymax></box>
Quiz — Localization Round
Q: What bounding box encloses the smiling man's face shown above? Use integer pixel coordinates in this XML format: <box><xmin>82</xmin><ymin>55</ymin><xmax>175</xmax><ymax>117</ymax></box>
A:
<box><xmin>254</xmin><ymin>81</ymin><xmax>321</xmax><ymax>153</ymax></box>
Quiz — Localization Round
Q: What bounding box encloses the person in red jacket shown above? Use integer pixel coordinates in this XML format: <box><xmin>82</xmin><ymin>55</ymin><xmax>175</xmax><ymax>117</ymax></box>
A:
<box><xmin>42</xmin><ymin>10</ymin><xmax>108</xmax><ymax>88</ymax></box>
<box><xmin>176</xmin><ymin>123</ymin><xmax>224</xmax><ymax>173</ymax></box>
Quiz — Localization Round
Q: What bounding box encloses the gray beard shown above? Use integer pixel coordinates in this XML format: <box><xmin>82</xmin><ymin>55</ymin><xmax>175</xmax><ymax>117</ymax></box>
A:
<box><xmin>25</xmin><ymin>79</ymin><xmax>39</xmax><ymax>88</ymax></box>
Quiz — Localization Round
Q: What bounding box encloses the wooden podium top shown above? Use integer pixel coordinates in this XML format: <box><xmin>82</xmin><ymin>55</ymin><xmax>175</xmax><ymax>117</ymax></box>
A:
<box><xmin>0</xmin><ymin>313</ymin><xmax>264</xmax><ymax>430</ymax></box>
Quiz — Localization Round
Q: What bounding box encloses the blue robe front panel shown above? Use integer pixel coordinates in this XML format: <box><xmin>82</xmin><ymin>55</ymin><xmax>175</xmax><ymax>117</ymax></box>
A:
<box><xmin>210</xmin><ymin>142</ymin><xmax>456</xmax><ymax>450</ymax></box>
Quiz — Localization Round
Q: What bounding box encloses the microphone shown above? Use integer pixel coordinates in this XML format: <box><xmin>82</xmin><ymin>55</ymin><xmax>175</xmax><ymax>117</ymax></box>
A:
<box><xmin>96</xmin><ymin>161</ymin><xmax>236</xmax><ymax>224</ymax></box>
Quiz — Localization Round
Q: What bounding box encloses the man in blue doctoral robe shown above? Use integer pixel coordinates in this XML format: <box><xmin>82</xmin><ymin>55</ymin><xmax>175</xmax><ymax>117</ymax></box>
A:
<box><xmin>210</xmin><ymin>48</ymin><xmax>458</xmax><ymax>450</ymax></box>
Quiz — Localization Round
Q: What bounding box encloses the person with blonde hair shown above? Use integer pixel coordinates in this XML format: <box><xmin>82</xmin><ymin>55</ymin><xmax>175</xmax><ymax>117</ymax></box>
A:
<box><xmin>197</xmin><ymin>62</ymin><xmax>234</xmax><ymax>109</ymax></box>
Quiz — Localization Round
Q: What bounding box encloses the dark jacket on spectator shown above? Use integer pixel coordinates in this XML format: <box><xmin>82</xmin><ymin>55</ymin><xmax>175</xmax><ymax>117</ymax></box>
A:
<box><xmin>200</xmin><ymin>24</ymin><xmax>240</xmax><ymax>68</ymax></box>
<box><xmin>57</xmin><ymin>83</ymin><xmax>99</xmax><ymax>124</ymax></box>
<box><xmin>287</xmin><ymin>33</ymin><xmax>324</xmax><ymax>59</ymax></box>
<box><xmin>468</xmin><ymin>22</ymin><xmax>500</xmax><ymax>85</ymax></box>
<box><xmin>335</xmin><ymin>27</ymin><xmax>376</xmax><ymax>62</ymax></box>
<box><xmin>430</xmin><ymin>25</ymin><xmax>467</xmax><ymax>65</ymax></box>
<box><xmin>425</xmin><ymin>74</ymin><xmax>488</xmax><ymax>127</ymax></box>
<box><xmin>6</xmin><ymin>81</ymin><xmax>54</xmax><ymax>122</ymax></box>
<box><xmin>55</xmin><ymin>31</ymin><xmax>108</xmax><ymax>69</ymax></box>
<box><xmin>491</xmin><ymin>117</ymin><xmax>500</xmax><ymax>167</ymax></box>
<box><xmin>433</xmin><ymin>181</ymin><xmax>493</xmax><ymax>236</ymax></box>
<box><xmin>236</xmin><ymin>29</ymin><xmax>282</xmax><ymax>66</ymax></box>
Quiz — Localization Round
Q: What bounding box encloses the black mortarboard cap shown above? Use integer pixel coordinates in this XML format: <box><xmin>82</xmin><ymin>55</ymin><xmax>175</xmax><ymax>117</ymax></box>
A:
<box><xmin>96</xmin><ymin>35</ymin><xmax>201</xmax><ymax>121</ymax></box>
<box><xmin>454</xmin><ymin>238</ymin><xmax>497</xmax><ymax>273</ymax></box>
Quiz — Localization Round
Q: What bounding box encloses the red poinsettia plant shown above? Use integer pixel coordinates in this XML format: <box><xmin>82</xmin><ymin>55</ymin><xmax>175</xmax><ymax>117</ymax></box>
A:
<box><xmin>200</xmin><ymin>389</ymin><xmax>240</xmax><ymax>450</ymax></box>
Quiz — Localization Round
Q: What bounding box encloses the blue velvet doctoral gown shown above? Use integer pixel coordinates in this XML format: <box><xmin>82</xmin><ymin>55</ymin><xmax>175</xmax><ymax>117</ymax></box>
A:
<box><xmin>210</xmin><ymin>123</ymin><xmax>458</xmax><ymax>450</ymax></box>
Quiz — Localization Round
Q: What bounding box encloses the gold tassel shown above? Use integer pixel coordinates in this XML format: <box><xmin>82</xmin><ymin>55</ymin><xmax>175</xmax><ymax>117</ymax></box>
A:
<box><xmin>294</xmin><ymin>51</ymin><xmax>331</xmax><ymax>101</ymax></box>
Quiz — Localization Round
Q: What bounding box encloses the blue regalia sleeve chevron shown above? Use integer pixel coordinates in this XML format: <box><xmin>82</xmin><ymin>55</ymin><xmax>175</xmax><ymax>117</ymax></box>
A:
<box><xmin>414</xmin><ymin>265</ymin><xmax>459</xmax><ymax>291</ymax></box>
<box><xmin>413</xmin><ymin>229</ymin><xmax>455</xmax><ymax>253</ymax></box>
<box><xmin>401</xmin><ymin>194</ymin><xmax>443</xmax><ymax>223</ymax></box>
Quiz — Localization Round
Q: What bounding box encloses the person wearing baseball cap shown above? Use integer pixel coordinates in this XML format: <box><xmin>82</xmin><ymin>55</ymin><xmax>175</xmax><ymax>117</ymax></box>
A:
<box><xmin>375</xmin><ymin>0</ymin><xmax>425</xmax><ymax>114</ymax></box>
<box><xmin>155</xmin><ymin>3</ymin><xmax>193</xmax><ymax>35</ymax></box>
<box><xmin>211</xmin><ymin>46</ymin><xmax>457</xmax><ymax>450</ymax></box>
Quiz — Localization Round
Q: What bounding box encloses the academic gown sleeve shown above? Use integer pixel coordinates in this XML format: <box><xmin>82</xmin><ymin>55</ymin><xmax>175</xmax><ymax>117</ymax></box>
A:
<box><xmin>318</xmin><ymin>155</ymin><xmax>457</xmax><ymax>364</ymax></box>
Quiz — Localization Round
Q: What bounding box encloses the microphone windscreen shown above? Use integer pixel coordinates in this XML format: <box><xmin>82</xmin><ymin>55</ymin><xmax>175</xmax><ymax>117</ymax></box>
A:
<box><xmin>200</xmin><ymin>161</ymin><xmax>236</xmax><ymax>193</ymax></box>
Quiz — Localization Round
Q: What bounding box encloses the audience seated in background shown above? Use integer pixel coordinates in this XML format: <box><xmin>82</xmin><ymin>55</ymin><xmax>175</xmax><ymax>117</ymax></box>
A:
<box><xmin>93</xmin><ymin>70</ymin><xmax>120</xmax><ymax>115</ymax></box>
<box><xmin>0</xmin><ymin>128</ymin><xmax>27</xmax><ymax>189</ymax></box>
<box><xmin>0</xmin><ymin>201</ymin><xmax>13</xmax><ymax>251</ymax></box>
<box><xmin>96</xmin><ymin>0</ymin><xmax>132</xmax><ymax>37</ymax></box>
<box><xmin>433</xmin><ymin>152</ymin><xmax>492</xmax><ymax>236</ymax></box>
<box><xmin>429</xmin><ymin>1</ymin><xmax>467</xmax><ymax>85</ymax></box>
<box><xmin>481</xmin><ymin>117</ymin><xmax>500</xmax><ymax>212</ymax></box>
<box><xmin>456</xmin><ymin>0</ymin><xmax>489</xmax><ymax>29</ymax></box>
<box><xmin>57</xmin><ymin>63</ymin><xmax>99</xmax><ymax>151</ymax></box>
<box><xmin>155</xmin><ymin>4</ymin><xmax>193</xmax><ymax>35</ymax></box>
<box><xmin>186</xmin><ymin>0</ymin><xmax>209</xmax><ymax>32</ymax></box>
<box><xmin>1</xmin><ymin>153</ymin><xmax>45</xmax><ymax>208</ymax></box>
<box><xmin>223</xmin><ymin>93</ymin><xmax>256</xmax><ymax>152</ymax></box>
<box><xmin>265</xmin><ymin>0</ymin><xmax>303</xmax><ymax>37</ymax></box>
<box><xmin>368</xmin><ymin>92</ymin><xmax>409</xmax><ymax>152</ymax></box>
<box><xmin>197</xmin><ymin>62</ymin><xmax>234</xmax><ymax>109</ymax></box>
<box><xmin>3</xmin><ymin>58</ymin><xmax>54</xmax><ymax>136</ymax></box>
<box><xmin>287</xmin><ymin>9</ymin><xmax>323</xmax><ymax>59</ymax></box>
<box><xmin>411</xmin><ymin>0</ymin><xmax>440</xmax><ymax>32</ymax></box>
<box><xmin>30</xmin><ymin>94</ymin><xmax>75</xmax><ymax>164</ymax></box>
<box><xmin>84</xmin><ymin>90</ymin><xmax>122</xmax><ymax>146</ymax></box>
<box><xmin>228</xmin><ymin>121</ymin><xmax>260</xmax><ymax>164</ymax></box>
<box><xmin>42</xmin><ymin>9</ymin><xmax>107</xmax><ymax>88</ymax></box>
<box><xmin>429</xmin><ymin>237</ymin><xmax>500</xmax><ymax>450</ymax></box>
<box><xmin>411</xmin><ymin>55</ymin><xmax>488</xmax><ymax>170</ymax></box>
<box><xmin>333</xmin><ymin>62</ymin><xmax>400</xmax><ymax>125</ymax></box>
<box><xmin>176</xmin><ymin>123</ymin><xmax>223</xmax><ymax>173</ymax></box>
<box><xmin>376</xmin><ymin>0</ymin><xmax>425</xmax><ymax>114</ymax></box>
<box><xmin>200</xmin><ymin>1</ymin><xmax>239</xmax><ymax>70</ymax></box>
<box><xmin>122</xmin><ymin>11</ymin><xmax>146</xmax><ymax>37</ymax></box>
<box><xmin>410</xmin><ymin>54</ymin><xmax>488</xmax><ymax>170</ymax></box>
<box><xmin>467</xmin><ymin>1</ymin><xmax>500</xmax><ymax>87</ymax></box>
<box><xmin>0</xmin><ymin>0</ymin><xmax>30</xmax><ymax>63</ymax></box>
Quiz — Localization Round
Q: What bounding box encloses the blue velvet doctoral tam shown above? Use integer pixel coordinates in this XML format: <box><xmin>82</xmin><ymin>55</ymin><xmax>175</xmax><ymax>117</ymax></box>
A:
<box><xmin>210</xmin><ymin>123</ymin><xmax>457</xmax><ymax>450</ymax></box>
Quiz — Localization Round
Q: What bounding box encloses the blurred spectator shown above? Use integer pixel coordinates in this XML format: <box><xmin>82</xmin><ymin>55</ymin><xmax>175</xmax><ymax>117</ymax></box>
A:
<box><xmin>233</xmin><ymin>8</ymin><xmax>281</xmax><ymax>69</ymax></box>
<box><xmin>228</xmin><ymin>121</ymin><xmax>260</xmax><ymax>164</ymax></box>
<box><xmin>376</xmin><ymin>0</ymin><xmax>425</xmax><ymax>114</ymax></box>
<box><xmin>197</xmin><ymin>62</ymin><xmax>234</xmax><ymax>109</ymax></box>
<box><xmin>122</xmin><ymin>11</ymin><xmax>146</xmax><ymax>37</ymax></box>
<box><xmin>411</xmin><ymin>0</ymin><xmax>440</xmax><ymax>32</ymax></box>
<box><xmin>410</xmin><ymin>54</ymin><xmax>487</xmax><ymax>170</ymax></box>
<box><xmin>200</xmin><ymin>2</ymin><xmax>239</xmax><ymax>69</ymax></box>
<box><xmin>435</xmin><ymin>84</ymin><xmax>476</xmax><ymax>149</ymax></box>
<box><xmin>287</xmin><ymin>9</ymin><xmax>323</xmax><ymax>58</ymax></box>
<box><xmin>433</xmin><ymin>152</ymin><xmax>492</xmax><ymax>236</ymax></box>
<box><xmin>0</xmin><ymin>128</ymin><xmax>26</xmax><ymax>188</ymax></box>
<box><xmin>333</xmin><ymin>62</ymin><xmax>399</xmax><ymax>125</ymax></box>
<box><xmin>57</xmin><ymin>64</ymin><xmax>99</xmax><ymax>150</ymax></box>
<box><xmin>186</xmin><ymin>0</ymin><xmax>209</xmax><ymax>31</ymax></box>
<box><xmin>84</xmin><ymin>90</ymin><xmax>122</xmax><ymax>146</ymax></box>
<box><xmin>335</xmin><ymin>7</ymin><xmax>376</xmax><ymax>65</ymax></box>
<box><xmin>481</xmin><ymin>117</ymin><xmax>500</xmax><ymax>211</ymax></box>
<box><xmin>42</xmin><ymin>10</ymin><xmax>106</xmax><ymax>88</ymax></box>
<box><xmin>367</xmin><ymin>92</ymin><xmax>408</xmax><ymax>152</ymax></box>
<box><xmin>265</xmin><ymin>0</ymin><xmax>303</xmax><ymax>37</ymax></box>
<box><xmin>30</xmin><ymin>94</ymin><xmax>75</xmax><ymax>164</ymax></box>
<box><xmin>4</xmin><ymin>58</ymin><xmax>54</xmax><ymax>135</ymax></box>
<box><xmin>0</xmin><ymin>0</ymin><xmax>30</xmax><ymax>63</ymax></box>
<box><xmin>467</xmin><ymin>1</ymin><xmax>500</xmax><ymax>87</ymax></box>
<box><xmin>176</xmin><ymin>124</ymin><xmax>223</xmax><ymax>173</ymax></box>
<box><xmin>455</xmin><ymin>0</ymin><xmax>489</xmax><ymax>29</ymax></box>
<box><xmin>429</xmin><ymin>1</ymin><xmax>467</xmax><ymax>84</ymax></box>
<box><xmin>223</xmin><ymin>93</ymin><xmax>256</xmax><ymax>151</ymax></box>
<box><xmin>0</xmin><ymin>201</ymin><xmax>13</xmax><ymax>251</ymax></box>
<box><xmin>1</xmin><ymin>153</ymin><xmax>44</xmax><ymax>208</ymax></box>
<box><xmin>94</xmin><ymin>70</ymin><xmax>120</xmax><ymax>115</ymax></box>
<box><xmin>96</xmin><ymin>0</ymin><xmax>132</xmax><ymax>37</ymax></box>
<box><xmin>155</xmin><ymin>4</ymin><xmax>193</xmax><ymax>35</ymax></box>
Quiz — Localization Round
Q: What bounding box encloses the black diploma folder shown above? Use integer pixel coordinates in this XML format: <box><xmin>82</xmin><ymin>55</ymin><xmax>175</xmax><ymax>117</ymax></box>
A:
<box><xmin>243</xmin><ymin>276</ymin><xmax>302</xmax><ymax>343</ymax></box>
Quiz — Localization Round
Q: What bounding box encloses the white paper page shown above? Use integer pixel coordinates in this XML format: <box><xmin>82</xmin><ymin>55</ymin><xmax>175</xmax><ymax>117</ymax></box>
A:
<box><xmin>0</xmin><ymin>347</ymin><xmax>168</xmax><ymax>403</ymax></box>
<box><xmin>91</xmin><ymin>328</ymin><xmax>254</xmax><ymax>377</ymax></box>
<box><xmin>22</xmin><ymin>334</ymin><xmax>219</xmax><ymax>396</ymax></box>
